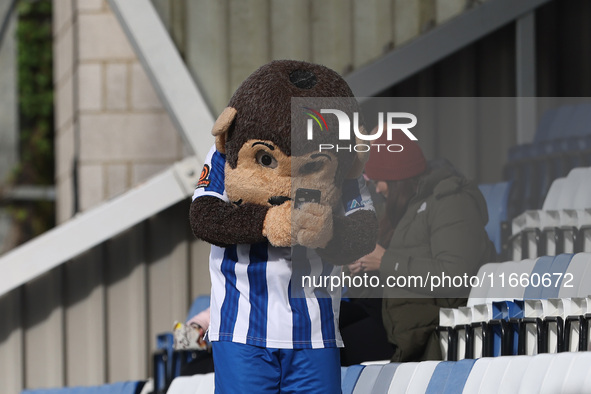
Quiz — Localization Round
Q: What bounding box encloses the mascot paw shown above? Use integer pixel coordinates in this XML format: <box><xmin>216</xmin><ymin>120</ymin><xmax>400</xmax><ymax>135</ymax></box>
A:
<box><xmin>293</xmin><ymin>203</ymin><xmax>333</xmax><ymax>249</ymax></box>
<box><xmin>263</xmin><ymin>202</ymin><xmax>292</xmax><ymax>247</ymax></box>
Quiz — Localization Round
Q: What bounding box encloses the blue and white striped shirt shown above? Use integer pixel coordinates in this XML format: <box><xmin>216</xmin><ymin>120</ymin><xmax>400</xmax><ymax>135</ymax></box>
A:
<box><xmin>193</xmin><ymin>145</ymin><xmax>373</xmax><ymax>349</ymax></box>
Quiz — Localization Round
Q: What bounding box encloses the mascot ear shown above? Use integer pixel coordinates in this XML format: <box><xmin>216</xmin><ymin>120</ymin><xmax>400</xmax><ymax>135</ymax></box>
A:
<box><xmin>211</xmin><ymin>107</ymin><xmax>237</xmax><ymax>154</ymax></box>
<box><xmin>346</xmin><ymin>126</ymin><xmax>370</xmax><ymax>179</ymax></box>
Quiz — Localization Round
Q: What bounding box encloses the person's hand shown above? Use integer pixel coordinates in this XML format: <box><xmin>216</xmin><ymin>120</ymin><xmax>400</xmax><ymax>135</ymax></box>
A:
<box><xmin>348</xmin><ymin>260</ymin><xmax>363</xmax><ymax>275</ymax></box>
<box><xmin>348</xmin><ymin>244</ymin><xmax>385</xmax><ymax>274</ymax></box>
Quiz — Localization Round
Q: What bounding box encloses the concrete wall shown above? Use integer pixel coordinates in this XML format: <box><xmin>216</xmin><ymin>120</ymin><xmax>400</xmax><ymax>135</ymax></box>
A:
<box><xmin>53</xmin><ymin>0</ymin><xmax>184</xmax><ymax>224</ymax></box>
<box><xmin>182</xmin><ymin>0</ymin><xmax>443</xmax><ymax>115</ymax></box>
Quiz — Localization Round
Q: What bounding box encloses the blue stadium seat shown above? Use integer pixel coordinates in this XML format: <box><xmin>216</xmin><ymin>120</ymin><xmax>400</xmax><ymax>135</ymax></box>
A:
<box><xmin>537</xmin><ymin>105</ymin><xmax>577</xmax><ymax>142</ymax></box>
<box><xmin>425</xmin><ymin>359</ymin><xmax>476</xmax><ymax>394</ymax></box>
<box><xmin>352</xmin><ymin>365</ymin><xmax>384</xmax><ymax>394</ymax></box>
<box><xmin>478</xmin><ymin>181</ymin><xmax>511</xmax><ymax>256</ymax></box>
<box><xmin>532</xmin><ymin>107</ymin><xmax>563</xmax><ymax>143</ymax></box>
<box><xmin>566</xmin><ymin>103</ymin><xmax>591</xmax><ymax>138</ymax></box>
<box><xmin>523</xmin><ymin>256</ymin><xmax>555</xmax><ymax>300</ymax></box>
<box><xmin>371</xmin><ymin>363</ymin><xmax>400</xmax><ymax>394</ymax></box>
<box><xmin>543</xmin><ymin>254</ymin><xmax>574</xmax><ymax>299</ymax></box>
<box><xmin>163</xmin><ymin>352</ymin><xmax>591</xmax><ymax>393</ymax></box>
<box><xmin>342</xmin><ymin>365</ymin><xmax>365</xmax><ymax>394</ymax></box>
<box><xmin>506</xmin><ymin>104</ymin><xmax>591</xmax><ymax>220</ymax></box>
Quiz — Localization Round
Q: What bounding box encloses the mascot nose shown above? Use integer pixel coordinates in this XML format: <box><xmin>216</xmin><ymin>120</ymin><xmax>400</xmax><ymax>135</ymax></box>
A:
<box><xmin>268</xmin><ymin>196</ymin><xmax>291</xmax><ymax>206</ymax></box>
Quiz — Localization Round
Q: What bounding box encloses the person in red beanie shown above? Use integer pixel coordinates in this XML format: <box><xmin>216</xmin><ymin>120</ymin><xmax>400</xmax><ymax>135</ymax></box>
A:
<box><xmin>348</xmin><ymin>127</ymin><xmax>496</xmax><ymax>362</ymax></box>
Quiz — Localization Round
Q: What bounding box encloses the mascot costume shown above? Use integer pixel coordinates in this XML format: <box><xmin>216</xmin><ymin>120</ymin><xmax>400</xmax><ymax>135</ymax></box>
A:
<box><xmin>190</xmin><ymin>60</ymin><xmax>377</xmax><ymax>393</ymax></box>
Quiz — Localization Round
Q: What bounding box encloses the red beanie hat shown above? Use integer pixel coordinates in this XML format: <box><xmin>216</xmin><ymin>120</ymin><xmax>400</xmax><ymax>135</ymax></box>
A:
<box><xmin>364</xmin><ymin>126</ymin><xmax>427</xmax><ymax>181</ymax></box>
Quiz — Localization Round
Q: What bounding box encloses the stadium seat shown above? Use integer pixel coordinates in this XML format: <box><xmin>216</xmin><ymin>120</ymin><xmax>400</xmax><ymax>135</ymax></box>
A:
<box><xmin>467</xmin><ymin>259</ymin><xmax>537</xmax><ymax>306</ymax></box>
<box><xmin>534</xmin><ymin>106</ymin><xmax>576</xmax><ymax>143</ymax></box>
<box><xmin>506</xmin><ymin>103</ymin><xmax>591</xmax><ymax>223</ymax></box>
<box><xmin>459</xmin><ymin>356</ymin><xmax>494</xmax><ymax>393</ymax></box>
<box><xmin>566</xmin><ymin>103</ymin><xmax>591</xmax><ymax>139</ymax></box>
<box><xmin>523</xmin><ymin>256</ymin><xmax>557</xmax><ymax>300</ymax></box>
<box><xmin>521</xmin><ymin>299</ymin><xmax>545</xmax><ymax>355</ymax></box>
<box><xmin>489</xmin><ymin>259</ymin><xmax>537</xmax><ymax>302</ymax></box>
<box><xmin>492</xmin><ymin>354</ymin><xmax>532</xmax><ymax>393</ymax></box>
<box><xmin>519</xmin><ymin>353</ymin><xmax>558</xmax><ymax>393</ymax></box>
<box><xmin>163</xmin><ymin>352</ymin><xmax>591</xmax><ymax>393</ymax></box>
<box><xmin>512</xmin><ymin>167</ymin><xmax>591</xmax><ymax>260</ymax></box>
<box><xmin>562</xmin><ymin>297</ymin><xmax>590</xmax><ymax>352</ymax></box>
<box><xmin>436</xmin><ymin>252</ymin><xmax>591</xmax><ymax>359</ymax></box>
<box><xmin>466</xmin><ymin>262</ymin><xmax>502</xmax><ymax>307</ymax></box>
<box><xmin>352</xmin><ymin>365</ymin><xmax>384</xmax><ymax>394</ymax></box>
<box><xmin>541</xmin><ymin>177</ymin><xmax>567</xmax><ymax>211</ymax></box>
<box><xmin>556</xmin><ymin>352</ymin><xmax>591</xmax><ymax>393</ymax></box>
<box><xmin>425</xmin><ymin>359</ymin><xmax>476</xmax><ymax>394</ymax></box>
<box><xmin>166</xmin><ymin>373</ymin><xmax>214</xmax><ymax>394</ymax></box>
<box><xmin>371</xmin><ymin>363</ymin><xmax>401</xmax><ymax>394</ymax></box>
<box><xmin>342</xmin><ymin>365</ymin><xmax>365</xmax><ymax>394</ymax></box>
<box><xmin>478</xmin><ymin>181</ymin><xmax>511</xmax><ymax>256</ymax></box>
<box><xmin>394</xmin><ymin>361</ymin><xmax>440</xmax><ymax>394</ymax></box>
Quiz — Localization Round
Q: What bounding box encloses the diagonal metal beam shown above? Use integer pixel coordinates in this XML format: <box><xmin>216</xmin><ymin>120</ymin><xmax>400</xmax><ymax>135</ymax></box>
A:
<box><xmin>0</xmin><ymin>156</ymin><xmax>201</xmax><ymax>297</ymax></box>
<box><xmin>345</xmin><ymin>0</ymin><xmax>552</xmax><ymax>98</ymax></box>
<box><xmin>108</xmin><ymin>0</ymin><xmax>214</xmax><ymax>162</ymax></box>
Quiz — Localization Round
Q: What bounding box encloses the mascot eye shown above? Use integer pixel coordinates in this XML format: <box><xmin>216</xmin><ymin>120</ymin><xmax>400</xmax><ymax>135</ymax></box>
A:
<box><xmin>300</xmin><ymin>161</ymin><xmax>324</xmax><ymax>175</ymax></box>
<box><xmin>255</xmin><ymin>150</ymin><xmax>278</xmax><ymax>168</ymax></box>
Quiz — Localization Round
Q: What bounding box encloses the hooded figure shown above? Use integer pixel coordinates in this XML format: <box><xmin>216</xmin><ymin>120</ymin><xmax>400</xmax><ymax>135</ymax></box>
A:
<box><xmin>357</xmin><ymin>129</ymin><xmax>496</xmax><ymax>361</ymax></box>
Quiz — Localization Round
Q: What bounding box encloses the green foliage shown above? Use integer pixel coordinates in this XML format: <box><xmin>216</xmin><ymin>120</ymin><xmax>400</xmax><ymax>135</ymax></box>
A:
<box><xmin>16</xmin><ymin>0</ymin><xmax>54</xmax><ymax>185</ymax></box>
<box><xmin>8</xmin><ymin>0</ymin><xmax>55</xmax><ymax>245</ymax></box>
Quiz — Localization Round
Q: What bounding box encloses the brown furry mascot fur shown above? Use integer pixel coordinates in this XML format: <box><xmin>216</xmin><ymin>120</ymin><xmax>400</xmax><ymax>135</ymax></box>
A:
<box><xmin>190</xmin><ymin>60</ymin><xmax>376</xmax><ymax>263</ymax></box>
<box><xmin>188</xmin><ymin>59</ymin><xmax>378</xmax><ymax>393</ymax></box>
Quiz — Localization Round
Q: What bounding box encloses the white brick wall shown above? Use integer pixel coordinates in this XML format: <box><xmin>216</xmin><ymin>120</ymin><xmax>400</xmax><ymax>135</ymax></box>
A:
<box><xmin>77</xmin><ymin>13</ymin><xmax>135</xmax><ymax>61</ymax></box>
<box><xmin>105</xmin><ymin>163</ymin><xmax>128</xmax><ymax>199</ymax></box>
<box><xmin>78</xmin><ymin>113</ymin><xmax>179</xmax><ymax>161</ymax></box>
<box><xmin>132</xmin><ymin>163</ymin><xmax>171</xmax><ymax>185</ymax></box>
<box><xmin>78</xmin><ymin>164</ymin><xmax>104</xmax><ymax>211</ymax></box>
<box><xmin>78</xmin><ymin>63</ymin><xmax>102</xmax><ymax>111</ymax></box>
<box><xmin>76</xmin><ymin>0</ymin><xmax>106</xmax><ymax>13</ymax></box>
<box><xmin>105</xmin><ymin>62</ymin><xmax>128</xmax><ymax>110</ymax></box>
<box><xmin>130</xmin><ymin>63</ymin><xmax>162</xmax><ymax>110</ymax></box>
<box><xmin>53</xmin><ymin>0</ymin><xmax>183</xmax><ymax>223</ymax></box>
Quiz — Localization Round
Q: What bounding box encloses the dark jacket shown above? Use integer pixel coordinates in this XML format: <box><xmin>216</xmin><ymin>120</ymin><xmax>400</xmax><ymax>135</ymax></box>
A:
<box><xmin>379</xmin><ymin>166</ymin><xmax>496</xmax><ymax>362</ymax></box>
